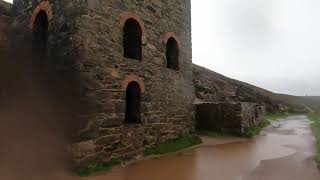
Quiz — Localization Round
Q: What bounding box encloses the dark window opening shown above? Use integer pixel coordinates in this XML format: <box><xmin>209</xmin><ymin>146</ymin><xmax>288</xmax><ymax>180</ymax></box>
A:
<box><xmin>125</xmin><ymin>82</ymin><xmax>141</xmax><ymax>124</ymax></box>
<box><xmin>32</xmin><ymin>10</ymin><xmax>49</xmax><ymax>55</ymax></box>
<box><xmin>255</xmin><ymin>108</ymin><xmax>260</xmax><ymax>118</ymax></box>
<box><xmin>123</xmin><ymin>18</ymin><xmax>142</xmax><ymax>60</ymax></box>
<box><xmin>166</xmin><ymin>37</ymin><xmax>179</xmax><ymax>70</ymax></box>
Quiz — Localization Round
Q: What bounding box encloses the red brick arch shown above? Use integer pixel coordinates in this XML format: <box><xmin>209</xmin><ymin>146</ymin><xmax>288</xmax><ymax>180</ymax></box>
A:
<box><xmin>122</xmin><ymin>75</ymin><xmax>145</xmax><ymax>93</ymax></box>
<box><xmin>119</xmin><ymin>12</ymin><xmax>146</xmax><ymax>42</ymax></box>
<box><xmin>164</xmin><ymin>32</ymin><xmax>181</xmax><ymax>49</ymax></box>
<box><xmin>29</xmin><ymin>0</ymin><xmax>53</xmax><ymax>30</ymax></box>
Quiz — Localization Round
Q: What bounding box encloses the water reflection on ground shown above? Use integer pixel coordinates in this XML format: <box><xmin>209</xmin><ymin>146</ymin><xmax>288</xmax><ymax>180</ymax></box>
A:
<box><xmin>47</xmin><ymin>115</ymin><xmax>320</xmax><ymax>180</ymax></box>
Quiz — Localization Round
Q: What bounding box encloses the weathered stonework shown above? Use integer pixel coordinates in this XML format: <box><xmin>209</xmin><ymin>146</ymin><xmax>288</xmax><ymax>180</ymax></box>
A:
<box><xmin>196</xmin><ymin>102</ymin><xmax>266</xmax><ymax>134</ymax></box>
<box><xmin>0</xmin><ymin>1</ymin><xmax>12</xmax><ymax>51</ymax></box>
<box><xmin>10</xmin><ymin>0</ymin><xmax>194</xmax><ymax>169</ymax></box>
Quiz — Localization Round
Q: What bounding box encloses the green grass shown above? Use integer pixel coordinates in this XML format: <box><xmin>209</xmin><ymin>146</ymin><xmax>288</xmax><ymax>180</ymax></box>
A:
<box><xmin>266</xmin><ymin>112</ymin><xmax>299</xmax><ymax>121</ymax></box>
<box><xmin>76</xmin><ymin>159</ymin><xmax>121</xmax><ymax>177</ymax></box>
<box><xmin>243</xmin><ymin>120</ymin><xmax>271</xmax><ymax>138</ymax></box>
<box><xmin>144</xmin><ymin>135</ymin><xmax>203</xmax><ymax>156</ymax></box>
<box><xmin>244</xmin><ymin>112</ymin><xmax>300</xmax><ymax>138</ymax></box>
<box><xmin>308</xmin><ymin>113</ymin><xmax>320</xmax><ymax>167</ymax></box>
<box><xmin>77</xmin><ymin>135</ymin><xmax>202</xmax><ymax>176</ymax></box>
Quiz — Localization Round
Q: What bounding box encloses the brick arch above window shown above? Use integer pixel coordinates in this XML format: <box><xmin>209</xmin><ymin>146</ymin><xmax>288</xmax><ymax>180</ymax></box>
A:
<box><xmin>119</xmin><ymin>12</ymin><xmax>146</xmax><ymax>43</ymax></box>
<box><xmin>163</xmin><ymin>32</ymin><xmax>181</xmax><ymax>49</ymax></box>
<box><xmin>29</xmin><ymin>1</ymin><xmax>53</xmax><ymax>30</ymax></box>
<box><xmin>122</xmin><ymin>75</ymin><xmax>145</xmax><ymax>93</ymax></box>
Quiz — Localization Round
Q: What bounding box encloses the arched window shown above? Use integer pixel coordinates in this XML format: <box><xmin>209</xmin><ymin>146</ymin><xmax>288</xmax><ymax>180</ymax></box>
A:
<box><xmin>166</xmin><ymin>37</ymin><xmax>179</xmax><ymax>70</ymax></box>
<box><xmin>32</xmin><ymin>10</ymin><xmax>49</xmax><ymax>55</ymax></box>
<box><xmin>125</xmin><ymin>82</ymin><xmax>141</xmax><ymax>124</ymax></box>
<box><xmin>123</xmin><ymin>18</ymin><xmax>142</xmax><ymax>60</ymax></box>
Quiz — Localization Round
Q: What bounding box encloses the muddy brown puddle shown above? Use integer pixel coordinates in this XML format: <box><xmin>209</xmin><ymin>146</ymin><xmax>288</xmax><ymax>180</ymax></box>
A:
<box><xmin>47</xmin><ymin>116</ymin><xmax>320</xmax><ymax>180</ymax></box>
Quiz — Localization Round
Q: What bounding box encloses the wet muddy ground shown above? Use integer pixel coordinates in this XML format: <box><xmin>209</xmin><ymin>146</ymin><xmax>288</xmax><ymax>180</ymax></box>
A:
<box><xmin>5</xmin><ymin>115</ymin><xmax>319</xmax><ymax>180</ymax></box>
<box><xmin>77</xmin><ymin>115</ymin><xmax>320</xmax><ymax>180</ymax></box>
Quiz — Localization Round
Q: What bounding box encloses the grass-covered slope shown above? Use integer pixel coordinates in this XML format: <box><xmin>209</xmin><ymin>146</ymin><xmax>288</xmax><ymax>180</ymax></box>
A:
<box><xmin>308</xmin><ymin>113</ymin><xmax>320</xmax><ymax>167</ymax></box>
<box><xmin>194</xmin><ymin>64</ymin><xmax>320</xmax><ymax>113</ymax></box>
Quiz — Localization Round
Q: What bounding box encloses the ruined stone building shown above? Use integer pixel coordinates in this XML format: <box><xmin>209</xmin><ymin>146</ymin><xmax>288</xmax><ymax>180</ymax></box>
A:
<box><xmin>196</xmin><ymin>102</ymin><xmax>266</xmax><ymax>135</ymax></box>
<box><xmin>0</xmin><ymin>0</ymin><xmax>194</xmax><ymax>169</ymax></box>
<box><xmin>0</xmin><ymin>0</ymin><xmax>269</xmax><ymax>171</ymax></box>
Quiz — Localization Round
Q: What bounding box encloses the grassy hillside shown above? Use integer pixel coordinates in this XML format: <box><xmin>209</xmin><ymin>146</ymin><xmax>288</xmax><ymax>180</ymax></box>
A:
<box><xmin>193</xmin><ymin>64</ymin><xmax>320</xmax><ymax>113</ymax></box>
<box><xmin>277</xmin><ymin>95</ymin><xmax>320</xmax><ymax>112</ymax></box>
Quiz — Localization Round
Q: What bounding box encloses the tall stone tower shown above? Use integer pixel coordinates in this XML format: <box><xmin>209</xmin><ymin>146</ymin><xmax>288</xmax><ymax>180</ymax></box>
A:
<box><xmin>12</xmin><ymin>0</ymin><xmax>194</xmax><ymax>169</ymax></box>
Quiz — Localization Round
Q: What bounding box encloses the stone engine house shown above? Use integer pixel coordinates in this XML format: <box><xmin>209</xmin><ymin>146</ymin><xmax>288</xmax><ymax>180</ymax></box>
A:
<box><xmin>8</xmin><ymin>0</ymin><xmax>194</xmax><ymax>168</ymax></box>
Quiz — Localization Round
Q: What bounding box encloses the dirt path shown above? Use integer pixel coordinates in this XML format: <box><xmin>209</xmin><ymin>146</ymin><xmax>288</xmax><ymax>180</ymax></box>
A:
<box><xmin>242</xmin><ymin>115</ymin><xmax>320</xmax><ymax>180</ymax></box>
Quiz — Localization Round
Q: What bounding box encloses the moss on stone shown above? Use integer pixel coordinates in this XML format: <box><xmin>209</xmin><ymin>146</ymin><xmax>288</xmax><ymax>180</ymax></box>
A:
<box><xmin>144</xmin><ymin>135</ymin><xmax>202</xmax><ymax>156</ymax></box>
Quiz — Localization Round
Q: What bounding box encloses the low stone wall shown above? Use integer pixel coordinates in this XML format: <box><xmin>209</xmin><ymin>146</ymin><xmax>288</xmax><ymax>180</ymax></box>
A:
<box><xmin>196</xmin><ymin>102</ymin><xmax>265</xmax><ymax>134</ymax></box>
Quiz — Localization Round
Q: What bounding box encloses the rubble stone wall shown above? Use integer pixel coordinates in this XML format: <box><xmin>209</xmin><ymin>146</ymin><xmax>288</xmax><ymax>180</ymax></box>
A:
<box><xmin>241</xmin><ymin>103</ymin><xmax>259</xmax><ymax>127</ymax></box>
<box><xmin>196</xmin><ymin>103</ymin><xmax>243</xmax><ymax>133</ymax></box>
<box><xmin>196</xmin><ymin>102</ymin><xmax>266</xmax><ymax>134</ymax></box>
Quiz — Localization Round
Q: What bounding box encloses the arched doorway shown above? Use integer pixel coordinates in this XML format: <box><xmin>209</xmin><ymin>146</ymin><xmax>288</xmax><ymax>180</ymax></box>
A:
<box><xmin>166</xmin><ymin>37</ymin><xmax>179</xmax><ymax>70</ymax></box>
<box><xmin>125</xmin><ymin>81</ymin><xmax>141</xmax><ymax>124</ymax></box>
<box><xmin>32</xmin><ymin>10</ymin><xmax>48</xmax><ymax>55</ymax></box>
<box><xmin>123</xmin><ymin>18</ymin><xmax>142</xmax><ymax>60</ymax></box>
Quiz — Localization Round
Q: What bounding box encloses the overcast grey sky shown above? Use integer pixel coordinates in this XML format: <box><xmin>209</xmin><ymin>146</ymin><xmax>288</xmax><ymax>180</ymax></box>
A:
<box><xmin>4</xmin><ymin>0</ymin><xmax>320</xmax><ymax>96</ymax></box>
<box><xmin>192</xmin><ymin>0</ymin><xmax>320</xmax><ymax>96</ymax></box>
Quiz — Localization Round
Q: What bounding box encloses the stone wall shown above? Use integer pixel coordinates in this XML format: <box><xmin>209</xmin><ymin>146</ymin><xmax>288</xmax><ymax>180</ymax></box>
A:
<box><xmin>196</xmin><ymin>102</ymin><xmax>265</xmax><ymax>135</ymax></box>
<box><xmin>72</xmin><ymin>0</ymin><xmax>194</xmax><ymax>169</ymax></box>
<box><xmin>11</xmin><ymin>0</ymin><xmax>194</xmax><ymax>170</ymax></box>
<box><xmin>255</xmin><ymin>104</ymin><xmax>266</xmax><ymax>124</ymax></box>
<box><xmin>0</xmin><ymin>0</ymin><xmax>12</xmax><ymax>51</ymax></box>
<box><xmin>241</xmin><ymin>103</ymin><xmax>262</xmax><ymax>127</ymax></box>
<box><xmin>12</xmin><ymin>0</ymin><xmax>80</xmax><ymax>57</ymax></box>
